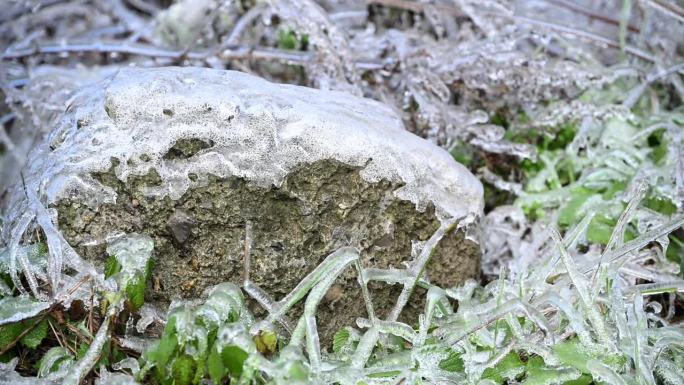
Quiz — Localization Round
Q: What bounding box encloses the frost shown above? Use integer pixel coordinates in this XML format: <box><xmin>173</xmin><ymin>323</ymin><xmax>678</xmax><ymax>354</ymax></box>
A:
<box><xmin>106</xmin><ymin>234</ymin><xmax>153</xmax><ymax>279</ymax></box>
<box><xmin>3</xmin><ymin>66</ymin><xmax>483</xmax><ymax>241</ymax></box>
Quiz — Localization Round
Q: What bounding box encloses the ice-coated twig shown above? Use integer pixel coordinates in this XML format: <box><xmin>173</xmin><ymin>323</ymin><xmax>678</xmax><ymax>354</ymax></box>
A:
<box><xmin>224</xmin><ymin>4</ymin><xmax>266</xmax><ymax>47</ymax></box>
<box><xmin>267</xmin><ymin>247</ymin><xmax>361</xmax><ymax>324</ymax></box>
<box><xmin>350</xmin><ymin>327</ymin><xmax>379</xmax><ymax>369</ymax></box>
<box><xmin>624</xmin><ymin>62</ymin><xmax>684</xmax><ymax>108</ymax></box>
<box><xmin>243</xmin><ymin>221</ymin><xmax>252</xmax><ymax>283</ymax></box>
<box><xmin>1</xmin><ymin>39</ymin><xmax>384</xmax><ymax>70</ymax></box>
<box><xmin>62</xmin><ymin>310</ymin><xmax>114</xmax><ymax>385</ymax></box>
<box><xmin>643</xmin><ymin>0</ymin><xmax>684</xmax><ymax>23</ymax></box>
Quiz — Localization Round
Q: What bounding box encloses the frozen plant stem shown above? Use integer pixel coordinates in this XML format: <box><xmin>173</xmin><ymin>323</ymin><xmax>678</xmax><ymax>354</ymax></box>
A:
<box><xmin>388</xmin><ymin>225</ymin><xmax>448</xmax><ymax>321</ymax></box>
<box><xmin>62</xmin><ymin>306</ymin><xmax>117</xmax><ymax>385</ymax></box>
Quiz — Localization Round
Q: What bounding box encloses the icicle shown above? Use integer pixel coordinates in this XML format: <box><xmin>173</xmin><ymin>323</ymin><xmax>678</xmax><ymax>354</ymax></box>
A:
<box><xmin>27</xmin><ymin>189</ymin><xmax>63</xmax><ymax>294</ymax></box>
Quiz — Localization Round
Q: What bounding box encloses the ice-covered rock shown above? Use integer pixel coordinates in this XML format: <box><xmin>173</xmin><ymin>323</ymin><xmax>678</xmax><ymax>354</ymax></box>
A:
<box><xmin>3</xmin><ymin>67</ymin><xmax>483</xmax><ymax>339</ymax></box>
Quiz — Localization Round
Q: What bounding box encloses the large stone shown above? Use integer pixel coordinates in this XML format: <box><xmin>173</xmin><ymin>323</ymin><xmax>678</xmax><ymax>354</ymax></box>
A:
<box><xmin>3</xmin><ymin>67</ymin><xmax>483</xmax><ymax>341</ymax></box>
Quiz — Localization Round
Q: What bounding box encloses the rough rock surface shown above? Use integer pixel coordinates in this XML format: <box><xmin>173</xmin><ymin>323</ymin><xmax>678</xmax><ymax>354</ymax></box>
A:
<box><xmin>3</xmin><ymin>67</ymin><xmax>483</xmax><ymax>341</ymax></box>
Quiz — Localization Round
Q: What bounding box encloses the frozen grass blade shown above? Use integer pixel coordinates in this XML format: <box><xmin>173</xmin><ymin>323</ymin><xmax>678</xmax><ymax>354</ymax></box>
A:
<box><xmin>388</xmin><ymin>225</ymin><xmax>448</xmax><ymax>321</ymax></box>
<box><xmin>302</xmin><ymin>248</ymin><xmax>358</xmax><ymax>373</ymax></box>
<box><xmin>9</xmin><ymin>212</ymin><xmax>38</xmax><ymax>297</ymax></box>
<box><xmin>550</xmin><ymin>228</ymin><xmax>611</xmax><ymax>346</ymax></box>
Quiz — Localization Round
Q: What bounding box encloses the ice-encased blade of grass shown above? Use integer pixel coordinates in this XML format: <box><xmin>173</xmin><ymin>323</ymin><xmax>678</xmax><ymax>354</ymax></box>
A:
<box><xmin>626</xmin><ymin>280</ymin><xmax>684</xmax><ymax>296</ymax></box>
<box><xmin>264</xmin><ymin>247</ymin><xmax>360</xmax><ymax>325</ymax></box>
<box><xmin>302</xmin><ymin>247</ymin><xmax>358</xmax><ymax>373</ymax></box>
<box><xmin>354</xmin><ymin>259</ymin><xmax>376</xmax><ymax>323</ymax></box>
<box><xmin>536</xmin><ymin>290</ymin><xmax>593</xmax><ymax>347</ymax></box>
<box><xmin>436</xmin><ymin>297</ymin><xmax>550</xmax><ymax>346</ymax></box>
<box><xmin>591</xmin><ymin>178</ymin><xmax>647</xmax><ymax>297</ymax></box>
<box><xmin>631</xmin><ymin>294</ymin><xmax>656</xmax><ymax>385</ymax></box>
<box><xmin>9</xmin><ymin>211</ymin><xmax>39</xmax><ymax>297</ymax></box>
<box><xmin>0</xmin><ymin>358</ymin><xmax>61</xmax><ymax>385</ymax></box>
<box><xmin>388</xmin><ymin>224</ymin><xmax>448</xmax><ymax>321</ymax></box>
<box><xmin>27</xmin><ymin>190</ymin><xmax>64</xmax><ymax>295</ymax></box>
<box><xmin>531</xmin><ymin>211</ymin><xmax>594</xmax><ymax>284</ymax></box>
<box><xmin>550</xmin><ymin>227</ymin><xmax>611</xmax><ymax>346</ymax></box>
<box><xmin>588</xmin><ymin>215</ymin><xmax>684</xmax><ymax>273</ymax></box>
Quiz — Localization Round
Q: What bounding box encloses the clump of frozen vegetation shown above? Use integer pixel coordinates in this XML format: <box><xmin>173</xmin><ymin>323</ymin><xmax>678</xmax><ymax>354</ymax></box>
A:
<box><xmin>1</xmin><ymin>0</ymin><xmax>684</xmax><ymax>384</ymax></box>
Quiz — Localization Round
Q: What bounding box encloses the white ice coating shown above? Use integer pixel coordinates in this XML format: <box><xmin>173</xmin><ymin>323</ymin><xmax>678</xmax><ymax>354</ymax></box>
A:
<box><xmin>6</xmin><ymin>66</ymin><xmax>483</xmax><ymax>230</ymax></box>
<box><xmin>106</xmin><ymin>234</ymin><xmax>154</xmax><ymax>277</ymax></box>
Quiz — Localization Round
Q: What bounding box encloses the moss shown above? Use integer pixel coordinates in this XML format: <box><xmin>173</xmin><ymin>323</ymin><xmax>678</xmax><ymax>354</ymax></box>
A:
<box><xmin>55</xmin><ymin>159</ymin><xmax>479</xmax><ymax>342</ymax></box>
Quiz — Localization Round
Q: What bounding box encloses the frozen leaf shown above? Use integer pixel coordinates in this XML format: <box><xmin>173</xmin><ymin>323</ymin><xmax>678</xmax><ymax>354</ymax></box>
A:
<box><xmin>37</xmin><ymin>347</ymin><xmax>73</xmax><ymax>377</ymax></box>
<box><xmin>104</xmin><ymin>255</ymin><xmax>121</xmax><ymax>279</ymax></box>
<box><xmin>254</xmin><ymin>329</ymin><xmax>277</xmax><ymax>355</ymax></box>
<box><xmin>171</xmin><ymin>354</ymin><xmax>195</xmax><ymax>385</ymax></box>
<box><xmin>0</xmin><ymin>296</ymin><xmax>51</xmax><ymax>326</ymax></box>
<box><xmin>332</xmin><ymin>328</ymin><xmax>351</xmax><ymax>353</ymax></box>
<box><xmin>438</xmin><ymin>349</ymin><xmax>465</xmax><ymax>372</ymax></box>
<box><xmin>220</xmin><ymin>345</ymin><xmax>248</xmax><ymax>377</ymax></box>
<box><xmin>482</xmin><ymin>352</ymin><xmax>525</xmax><ymax>384</ymax></box>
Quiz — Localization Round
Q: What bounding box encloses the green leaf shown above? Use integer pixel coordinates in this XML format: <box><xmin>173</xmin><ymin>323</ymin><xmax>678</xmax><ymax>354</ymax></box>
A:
<box><xmin>564</xmin><ymin>374</ymin><xmax>593</xmax><ymax>385</ymax></box>
<box><xmin>37</xmin><ymin>346</ymin><xmax>73</xmax><ymax>377</ymax></box>
<box><xmin>0</xmin><ymin>322</ymin><xmax>24</xmax><ymax>349</ymax></box>
<box><xmin>171</xmin><ymin>354</ymin><xmax>195</xmax><ymax>385</ymax></box>
<box><xmin>644</xmin><ymin>196</ymin><xmax>677</xmax><ymax>216</ymax></box>
<box><xmin>20</xmin><ymin>319</ymin><xmax>48</xmax><ymax>349</ymax></box>
<box><xmin>288</xmin><ymin>361</ymin><xmax>309</xmax><ymax>380</ymax></box>
<box><xmin>523</xmin><ymin>357</ymin><xmax>583</xmax><ymax>385</ymax></box>
<box><xmin>104</xmin><ymin>255</ymin><xmax>122</xmax><ymax>279</ymax></box>
<box><xmin>146</xmin><ymin>316</ymin><xmax>178</xmax><ymax>368</ymax></box>
<box><xmin>125</xmin><ymin>273</ymin><xmax>146</xmax><ymax>310</ymax></box>
<box><xmin>254</xmin><ymin>329</ymin><xmax>278</xmax><ymax>355</ymax></box>
<box><xmin>221</xmin><ymin>345</ymin><xmax>248</xmax><ymax>377</ymax></box>
<box><xmin>666</xmin><ymin>235</ymin><xmax>684</xmax><ymax>276</ymax></box>
<box><xmin>482</xmin><ymin>352</ymin><xmax>525</xmax><ymax>384</ymax></box>
<box><xmin>438</xmin><ymin>349</ymin><xmax>465</xmax><ymax>373</ymax></box>
<box><xmin>207</xmin><ymin>343</ymin><xmax>226</xmax><ymax>385</ymax></box>
<box><xmin>558</xmin><ymin>187</ymin><xmax>593</xmax><ymax>227</ymax></box>
<box><xmin>77</xmin><ymin>343</ymin><xmax>89</xmax><ymax>360</ymax></box>
<box><xmin>368</xmin><ymin>370</ymin><xmax>402</xmax><ymax>378</ymax></box>
<box><xmin>553</xmin><ymin>339</ymin><xmax>590</xmax><ymax>373</ymax></box>
<box><xmin>587</xmin><ymin>215</ymin><xmax>616</xmax><ymax>245</ymax></box>
<box><xmin>332</xmin><ymin>328</ymin><xmax>351</xmax><ymax>353</ymax></box>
